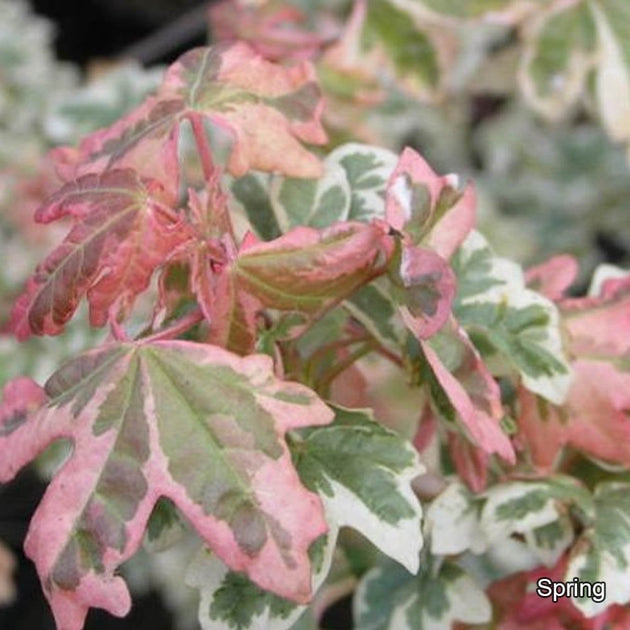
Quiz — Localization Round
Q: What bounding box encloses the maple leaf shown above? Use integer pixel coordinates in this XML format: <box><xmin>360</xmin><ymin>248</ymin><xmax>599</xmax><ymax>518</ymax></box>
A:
<box><xmin>67</xmin><ymin>42</ymin><xmax>327</xmax><ymax>190</ymax></box>
<box><xmin>234</xmin><ymin>222</ymin><xmax>391</xmax><ymax>311</ymax></box>
<box><xmin>9</xmin><ymin>170</ymin><xmax>190</xmax><ymax>340</ymax></box>
<box><xmin>0</xmin><ymin>340</ymin><xmax>333</xmax><ymax>629</ymax></box>
<box><xmin>189</xmin><ymin>221</ymin><xmax>393</xmax><ymax>354</ymax></box>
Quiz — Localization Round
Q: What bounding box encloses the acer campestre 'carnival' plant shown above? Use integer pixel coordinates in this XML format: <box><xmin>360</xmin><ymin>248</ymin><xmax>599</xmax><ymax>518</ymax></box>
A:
<box><xmin>2</xmin><ymin>39</ymin><xmax>630</xmax><ymax>630</ymax></box>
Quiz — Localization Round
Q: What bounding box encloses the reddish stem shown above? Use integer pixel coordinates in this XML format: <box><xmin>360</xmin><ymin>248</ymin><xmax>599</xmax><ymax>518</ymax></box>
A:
<box><xmin>189</xmin><ymin>114</ymin><xmax>217</xmax><ymax>183</ymax></box>
<box><xmin>141</xmin><ymin>308</ymin><xmax>204</xmax><ymax>343</ymax></box>
<box><xmin>109</xmin><ymin>318</ymin><xmax>130</xmax><ymax>342</ymax></box>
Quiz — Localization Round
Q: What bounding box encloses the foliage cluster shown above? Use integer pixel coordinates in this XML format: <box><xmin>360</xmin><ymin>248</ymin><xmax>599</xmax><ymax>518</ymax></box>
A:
<box><xmin>1</xmin><ymin>1</ymin><xmax>630</xmax><ymax>629</ymax></box>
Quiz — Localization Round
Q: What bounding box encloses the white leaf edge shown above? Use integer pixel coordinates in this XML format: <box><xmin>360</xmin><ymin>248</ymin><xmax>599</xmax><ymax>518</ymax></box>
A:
<box><xmin>185</xmin><ymin>525</ymin><xmax>339</xmax><ymax>630</ymax></box>
<box><xmin>426</xmin><ymin>481</ymin><xmax>486</xmax><ymax>556</ymax></box>
<box><xmin>354</xmin><ymin>561</ymin><xmax>491</xmax><ymax>630</ymax></box>
<box><xmin>328</xmin><ymin>143</ymin><xmax>399</xmax><ymax>222</ymax></box>
<box><xmin>457</xmin><ymin>230</ymin><xmax>572</xmax><ymax>404</ymax></box>
<box><xmin>269</xmin><ymin>159</ymin><xmax>350</xmax><ymax>231</ymax></box>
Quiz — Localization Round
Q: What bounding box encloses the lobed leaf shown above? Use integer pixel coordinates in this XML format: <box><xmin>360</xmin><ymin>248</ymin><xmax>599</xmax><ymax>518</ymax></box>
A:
<box><xmin>10</xmin><ymin>170</ymin><xmax>190</xmax><ymax>340</ymax></box>
<box><xmin>353</xmin><ymin>558</ymin><xmax>491</xmax><ymax>630</ymax></box>
<box><xmin>66</xmin><ymin>42</ymin><xmax>327</xmax><ymax>190</ymax></box>
<box><xmin>292</xmin><ymin>405</ymin><xmax>424</xmax><ymax>574</ymax></box>
<box><xmin>0</xmin><ymin>341</ymin><xmax>333</xmax><ymax>628</ymax></box>
<box><xmin>452</xmin><ymin>230</ymin><xmax>571</xmax><ymax>404</ymax></box>
<box><xmin>186</xmin><ymin>533</ymin><xmax>335</xmax><ymax>630</ymax></box>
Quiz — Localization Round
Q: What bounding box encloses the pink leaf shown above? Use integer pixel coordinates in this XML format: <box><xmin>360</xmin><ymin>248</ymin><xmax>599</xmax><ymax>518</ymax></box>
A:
<box><xmin>525</xmin><ymin>255</ymin><xmax>579</xmax><ymax>300</ymax></box>
<box><xmin>209</xmin><ymin>0</ymin><xmax>338</xmax><ymax>61</ymax></box>
<box><xmin>518</xmin><ymin>361</ymin><xmax>630</xmax><ymax>471</ymax></box>
<box><xmin>385</xmin><ymin>147</ymin><xmax>475</xmax><ymax>258</ymax></box>
<box><xmin>9</xmin><ymin>170</ymin><xmax>191</xmax><ymax>339</ymax></box>
<box><xmin>0</xmin><ymin>341</ymin><xmax>333</xmax><ymax>628</ymax></box>
<box><xmin>0</xmin><ymin>377</ymin><xmax>46</xmax><ymax>438</ymax></box>
<box><xmin>422</xmin><ymin>322</ymin><xmax>515</xmax><ymax>463</ymax></box>
<box><xmin>233</xmin><ymin>221</ymin><xmax>393</xmax><ymax>312</ymax></box>
<box><xmin>516</xmin><ymin>275</ymin><xmax>630</xmax><ymax>470</ymax></box>
<box><xmin>396</xmin><ymin>244</ymin><xmax>456</xmax><ymax>339</ymax></box>
<box><xmin>64</xmin><ymin>43</ymin><xmax>328</xmax><ymax>185</ymax></box>
<box><xmin>448</xmin><ymin>431</ymin><xmax>489</xmax><ymax>493</ymax></box>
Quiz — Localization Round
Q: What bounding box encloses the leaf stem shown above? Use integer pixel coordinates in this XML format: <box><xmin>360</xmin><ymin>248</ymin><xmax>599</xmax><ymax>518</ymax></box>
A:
<box><xmin>316</xmin><ymin>341</ymin><xmax>375</xmax><ymax>395</ymax></box>
<box><xmin>189</xmin><ymin>114</ymin><xmax>217</xmax><ymax>183</ymax></box>
<box><xmin>141</xmin><ymin>308</ymin><xmax>204</xmax><ymax>343</ymax></box>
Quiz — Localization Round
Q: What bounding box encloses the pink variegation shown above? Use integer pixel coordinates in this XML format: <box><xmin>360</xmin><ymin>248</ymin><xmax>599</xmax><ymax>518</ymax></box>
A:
<box><xmin>421</xmin><ymin>320</ymin><xmax>515</xmax><ymax>465</ymax></box>
<box><xmin>61</xmin><ymin>43</ymin><xmax>327</xmax><ymax>189</ymax></box>
<box><xmin>396</xmin><ymin>244</ymin><xmax>457</xmax><ymax>339</ymax></box>
<box><xmin>385</xmin><ymin>147</ymin><xmax>476</xmax><ymax>259</ymax></box>
<box><xmin>517</xmin><ymin>273</ymin><xmax>630</xmax><ymax>471</ymax></box>
<box><xmin>10</xmin><ymin>170</ymin><xmax>191</xmax><ymax>340</ymax></box>
<box><xmin>0</xmin><ymin>341</ymin><xmax>333</xmax><ymax>629</ymax></box>
<box><xmin>234</xmin><ymin>221</ymin><xmax>392</xmax><ymax>312</ymax></box>
<box><xmin>525</xmin><ymin>254</ymin><xmax>579</xmax><ymax>301</ymax></box>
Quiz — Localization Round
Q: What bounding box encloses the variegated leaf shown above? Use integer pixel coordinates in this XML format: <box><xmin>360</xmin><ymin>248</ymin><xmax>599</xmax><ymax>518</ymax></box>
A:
<box><xmin>67</xmin><ymin>42</ymin><xmax>327</xmax><ymax>188</ymax></box>
<box><xmin>10</xmin><ymin>170</ymin><xmax>191</xmax><ymax>340</ymax></box>
<box><xmin>420</xmin><ymin>320</ymin><xmax>515</xmax><ymax>463</ymax></box>
<box><xmin>291</xmin><ymin>405</ymin><xmax>424</xmax><ymax>574</ymax></box>
<box><xmin>0</xmin><ymin>341</ymin><xmax>333</xmax><ymax>629</ymax></box>
<box><xmin>233</xmin><ymin>222</ymin><xmax>392</xmax><ymax>313</ymax></box>
<box><xmin>270</xmin><ymin>143</ymin><xmax>398</xmax><ymax>232</ymax></box>
<box><xmin>186</xmin><ymin>533</ymin><xmax>336</xmax><ymax>630</ymax></box>
<box><xmin>519</xmin><ymin>1</ymin><xmax>596</xmax><ymax>119</ymax></box>
<box><xmin>343</xmin><ymin>278</ymin><xmax>407</xmax><ymax>351</ymax></box>
<box><xmin>452</xmin><ymin>230</ymin><xmax>571</xmax><ymax>404</ymax></box>
<box><xmin>426</xmin><ymin>481</ymin><xmax>486</xmax><ymax>556</ymax></box>
<box><xmin>386</xmin><ymin>147</ymin><xmax>475</xmax><ymax>259</ymax></box>
<box><xmin>353</xmin><ymin>558</ymin><xmax>491</xmax><ymax>630</ymax></box>
<box><xmin>481</xmin><ymin>477</ymin><xmax>589</xmax><ymax>568</ymax></box>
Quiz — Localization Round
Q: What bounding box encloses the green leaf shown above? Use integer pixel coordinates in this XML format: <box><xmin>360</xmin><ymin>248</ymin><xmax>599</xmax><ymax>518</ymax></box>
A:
<box><xmin>291</xmin><ymin>405</ymin><xmax>424</xmax><ymax>574</ymax></box>
<box><xmin>417</xmin><ymin>0</ymin><xmax>513</xmax><ymax>18</ymax></box>
<box><xmin>452</xmin><ymin>231</ymin><xmax>571</xmax><ymax>404</ymax></box>
<box><xmin>269</xmin><ymin>143</ymin><xmax>397</xmax><ymax>232</ymax></box>
<box><xmin>230</xmin><ymin>172</ymin><xmax>281</xmax><ymax>241</ymax></box>
<box><xmin>270</xmin><ymin>159</ymin><xmax>350</xmax><ymax>231</ymax></box>
<box><xmin>334</xmin><ymin>143</ymin><xmax>398</xmax><ymax>222</ymax></box>
<box><xmin>186</xmin><ymin>533</ymin><xmax>336</xmax><ymax>630</ymax></box>
<box><xmin>344</xmin><ymin>278</ymin><xmax>406</xmax><ymax>351</ymax></box>
<box><xmin>353</xmin><ymin>558</ymin><xmax>491</xmax><ymax>630</ymax></box>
